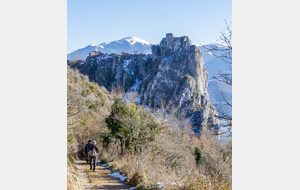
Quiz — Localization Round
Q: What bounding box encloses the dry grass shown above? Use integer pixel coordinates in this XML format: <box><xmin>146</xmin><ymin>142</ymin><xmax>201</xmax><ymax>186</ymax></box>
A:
<box><xmin>97</xmin><ymin>93</ymin><xmax>232</xmax><ymax>189</ymax></box>
<box><xmin>100</xmin><ymin>114</ymin><xmax>197</xmax><ymax>188</ymax></box>
<box><xmin>67</xmin><ymin>69</ymin><xmax>232</xmax><ymax>189</ymax></box>
<box><xmin>67</xmin><ymin>158</ymin><xmax>81</xmax><ymax>190</ymax></box>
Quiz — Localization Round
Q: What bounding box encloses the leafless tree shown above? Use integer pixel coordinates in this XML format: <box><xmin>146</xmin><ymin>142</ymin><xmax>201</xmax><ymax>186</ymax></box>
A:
<box><xmin>201</xmin><ymin>20</ymin><xmax>232</xmax><ymax>134</ymax></box>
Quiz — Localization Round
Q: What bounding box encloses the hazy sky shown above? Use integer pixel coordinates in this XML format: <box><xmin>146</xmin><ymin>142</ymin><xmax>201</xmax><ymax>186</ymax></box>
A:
<box><xmin>67</xmin><ymin>0</ymin><xmax>232</xmax><ymax>54</ymax></box>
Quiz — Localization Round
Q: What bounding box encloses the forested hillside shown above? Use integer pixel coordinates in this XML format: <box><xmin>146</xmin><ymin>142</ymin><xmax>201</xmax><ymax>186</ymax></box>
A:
<box><xmin>67</xmin><ymin>67</ymin><xmax>232</xmax><ymax>189</ymax></box>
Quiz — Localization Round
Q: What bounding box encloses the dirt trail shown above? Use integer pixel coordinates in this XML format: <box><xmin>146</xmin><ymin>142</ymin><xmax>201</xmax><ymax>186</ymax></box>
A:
<box><xmin>75</xmin><ymin>160</ymin><xmax>131</xmax><ymax>190</ymax></box>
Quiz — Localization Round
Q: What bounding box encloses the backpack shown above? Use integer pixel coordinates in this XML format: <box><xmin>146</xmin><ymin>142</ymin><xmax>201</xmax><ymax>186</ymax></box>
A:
<box><xmin>86</xmin><ymin>144</ymin><xmax>91</xmax><ymax>151</ymax></box>
<box><xmin>88</xmin><ymin>145</ymin><xmax>97</xmax><ymax>158</ymax></box>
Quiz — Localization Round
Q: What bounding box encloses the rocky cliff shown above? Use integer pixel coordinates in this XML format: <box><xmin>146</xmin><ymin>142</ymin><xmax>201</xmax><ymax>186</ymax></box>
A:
<box><xmin>69</xmin><ymin>34</ymin><xmax>220</xmax><ymax>135</ymax></box>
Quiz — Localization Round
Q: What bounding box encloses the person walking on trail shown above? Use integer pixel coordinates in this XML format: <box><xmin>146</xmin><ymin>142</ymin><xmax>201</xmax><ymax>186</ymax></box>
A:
<box><xmin>85</xmin><ymin>140</ymin><xmax>92</xmax><ymax>163</ymax></box>
<box><xmin>87</xmin><ymin>140</ymin><xmax>99</xmax><ymax>171</ymax></box>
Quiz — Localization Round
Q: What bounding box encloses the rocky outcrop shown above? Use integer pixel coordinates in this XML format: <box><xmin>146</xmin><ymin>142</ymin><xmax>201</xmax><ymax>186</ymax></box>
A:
<box><xmin>70</xmin><ymin>34</ymin><xmax>220</xmax><ymax>135</ymax></box>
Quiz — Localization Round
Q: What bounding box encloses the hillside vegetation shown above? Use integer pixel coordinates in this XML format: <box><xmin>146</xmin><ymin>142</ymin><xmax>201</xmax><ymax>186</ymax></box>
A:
<box><xmin>67</xmin><ymin>67</ymin><xmax>232</xmax><ymax>190</ymax></box>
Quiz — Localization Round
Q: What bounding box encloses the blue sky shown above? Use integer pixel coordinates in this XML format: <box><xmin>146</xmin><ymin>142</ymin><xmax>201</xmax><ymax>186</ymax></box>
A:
<box><xmin>67</xmin><ymin>0</ymin><xmax>232</xmax><ymax>54</ymax></box>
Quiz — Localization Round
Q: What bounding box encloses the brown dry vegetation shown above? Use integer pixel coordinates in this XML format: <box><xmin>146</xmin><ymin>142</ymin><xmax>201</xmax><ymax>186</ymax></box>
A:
<box><xmin>67</xmin><ymin>67</ymin><xmax>232</xmax><ymax>190</ymax></box>
<box><xmin>67</xmin><ymin>153</ymin><xmax>81</xmax><ymax>190</ymax></box>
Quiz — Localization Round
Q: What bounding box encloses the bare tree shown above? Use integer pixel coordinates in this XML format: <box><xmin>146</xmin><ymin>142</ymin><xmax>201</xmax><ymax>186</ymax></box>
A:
<box><xmin>202</xmin><ymin>20</ymin><xmax>232</xmax><ymax>134</ymax></box>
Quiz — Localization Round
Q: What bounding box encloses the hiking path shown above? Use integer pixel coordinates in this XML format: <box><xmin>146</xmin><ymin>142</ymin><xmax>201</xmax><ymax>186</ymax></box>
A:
<box><xmin>75</xmin><ymin>160</ymin><xmax>133</xmax><ymax>190</ymax></box>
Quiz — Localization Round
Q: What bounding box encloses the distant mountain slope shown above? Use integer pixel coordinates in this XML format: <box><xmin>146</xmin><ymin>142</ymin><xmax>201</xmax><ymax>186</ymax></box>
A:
<box><xmin>208</xmin><ymin>79</ymin><xmax>232</xmax><ymax>118</ymax></box>
<box><xmin>67</xmin><ymin>37</ymin><xmax>155</xmax><ymax>60</ymax></box>
<box><xmin>196</xmin><ymin>44</ymin><xmax>231</xmax><ymax>78</ymax></box>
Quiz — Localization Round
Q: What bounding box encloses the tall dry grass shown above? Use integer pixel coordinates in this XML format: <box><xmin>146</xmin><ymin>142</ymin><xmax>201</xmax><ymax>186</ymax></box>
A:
<box><xmin>98</xmin><ymin>91</ymin><xmax>232</xmax><ymax>189</ymax></box>
<box><xmin>67</xmin><ymin>155</ymin><xmax>81</xmax><ymax>190</ymax></box>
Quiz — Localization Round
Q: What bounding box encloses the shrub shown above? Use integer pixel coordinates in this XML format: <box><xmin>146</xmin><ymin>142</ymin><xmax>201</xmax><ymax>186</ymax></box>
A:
<box><xmin>128</xmin><ymin>171</ymin><xmax>147</xmax><ymax>187</ymax></box>
<box><xmin>195</xmin><ymin>146</ymin><xmax>207</xmax><ymax>165</ymax></box>
<box><xmin>68</xmin><ymin>153</ymin><xmax>75</xmax><ymax>164</ymax></box>
<box><xmin>73</xmin><ymin>77</ymin><xmax>78</xmax><ymax>83</ymax></box>
<box><xmin>67</xmin><ymin>127</ymin><xmax>74</xmax><ymax>143</ymax></box>
<box><xmin>95</xmin><ymin>100</ymin><xmax>102</xmax><ymax>107</ymax></box>
<box><xmin>88</xmin><ymin>83</ymin><xmax>96</xmax><ymax>92</ymax></box>
<box><xmin>82</xmin><ymin>88</ymin><xmax>92</xmax><ymax>96</ymax></box>
<box><xmin>103</xmin><ymin>88</ymin><xmax>109</xmax><ymax>94</ymax></box>
<box><xmin>101</xmin><ymin>158</ymin><xmax>108</xmax><ymax>164</ymax></box>
<box><xmin>105</xmin><ymin>98</ymin><xmax>162</xmax><ymax>157</ymax></box>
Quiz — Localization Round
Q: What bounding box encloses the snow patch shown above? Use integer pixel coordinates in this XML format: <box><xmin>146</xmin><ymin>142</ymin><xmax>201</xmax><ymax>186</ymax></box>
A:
<box><xmin>123</xmin><ymin>59</ymin><xmax>131</xmax><ymax>68</ymax></box>
<box><xmin>155</xmin><ymin>182</ymin><xmax>177</xmax><ymax>189</ymax></box>
<box><xmin>108</xmin><ymin>171</ymin><xmax>127</xmax><ymax>181</ymax></box>
<box><xmin>123</xmin><ymin>59</ymin><xmax>134</xmax><ymax>75</ymax></box>
<box><xmin>103</xmin><ymin>54</ymin><xmax>112</xmax><ymax>59</ymax></box>
<box><xmin>123</xmin><ymin>37</ymin><xmax>153</xmax><ymax>46</ymax></box>
<box><xmin>130</xmin><ymin>78</ymin><xmax>142</xmax><ymax>92</ymax></box>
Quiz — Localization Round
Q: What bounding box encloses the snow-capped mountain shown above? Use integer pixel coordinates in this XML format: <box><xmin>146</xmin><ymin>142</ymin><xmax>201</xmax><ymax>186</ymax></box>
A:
<box><xmin>67</xmin><ymin>37</ymin><xmax>156</xmax><ymax>60</ymax></box>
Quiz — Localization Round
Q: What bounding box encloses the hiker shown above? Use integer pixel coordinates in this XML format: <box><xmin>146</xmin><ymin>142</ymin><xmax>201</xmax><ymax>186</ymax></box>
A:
<box><xmin>85</xmin><ymin>140</ymin><xmax>92</xmax><ymax>163</ymax></box>
<box><xmin>88</xmin><ymin>140</ymin><xmax>99</xmax><ymax>171</ymax></box>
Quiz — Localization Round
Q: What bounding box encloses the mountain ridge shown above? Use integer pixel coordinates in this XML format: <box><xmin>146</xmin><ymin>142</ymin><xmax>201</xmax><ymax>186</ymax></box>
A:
<box><xmin>68</xmin><ymin>37</ymin><xmax>231</xmax><ymax>77</ymax></box>
<box><xmin>68</xmin><ymin>36</ymin><xmax>232</xmax><ymax>126</ymax></box>
<box><xmin>67</xmin><ymin>36</ymin><xmax>156</xmax><ymax>60</ymax></box>
<box><xmin>69</xmin><ymin>33</ymin><xmax>221</xmax><ymax>135</ymax></box>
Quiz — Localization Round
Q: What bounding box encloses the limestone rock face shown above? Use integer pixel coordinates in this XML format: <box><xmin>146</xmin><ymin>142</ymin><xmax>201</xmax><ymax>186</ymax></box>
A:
<box><xmin>70</xmin><ymin>34</ymin><xmax>220</xmax><ymax>135</ymax></box>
